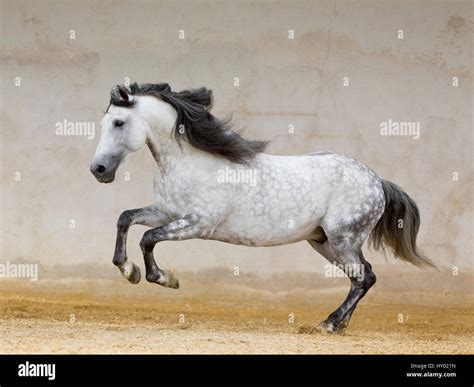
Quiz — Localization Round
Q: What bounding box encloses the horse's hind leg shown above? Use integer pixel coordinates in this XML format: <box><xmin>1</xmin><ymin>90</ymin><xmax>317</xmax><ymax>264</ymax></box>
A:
<box><xmin>308</xmin><ymin>239</ymin><xmax>376</xmax><ymax>333</ymax></box>
<box><xmin>113</xmin><ymin>205</ymin><xmax>169</xmax><ymax>284</ymax></box>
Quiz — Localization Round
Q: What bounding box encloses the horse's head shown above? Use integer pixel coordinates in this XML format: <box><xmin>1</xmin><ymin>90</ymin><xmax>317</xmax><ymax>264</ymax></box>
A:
<box><xmin>90</xmin><ymin>85</ymin><xmax>150</xmax><ymax>183</ymax></box>
<box><xmin>91</xmin><ymin>82</ymin><xmax>268</xmax><ymax>183</ymax></box>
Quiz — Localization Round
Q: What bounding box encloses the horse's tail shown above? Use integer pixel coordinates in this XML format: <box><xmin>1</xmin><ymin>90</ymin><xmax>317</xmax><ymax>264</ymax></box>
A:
<box><xmin>369</xmin><ymin>179</ymin><xmax>435</xmax><ymax>268</ymax></box>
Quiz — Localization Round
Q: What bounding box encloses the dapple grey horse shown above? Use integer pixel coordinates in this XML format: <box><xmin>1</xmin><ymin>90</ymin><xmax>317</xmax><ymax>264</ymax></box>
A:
<box><xmin>90</xmin><ymin>83</ymin><xmax>434</xmax><ymax>333</ymax></box>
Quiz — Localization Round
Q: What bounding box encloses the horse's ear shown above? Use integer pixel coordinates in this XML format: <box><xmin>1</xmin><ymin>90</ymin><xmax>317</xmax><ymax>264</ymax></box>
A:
<box><xmin>118</xmin><ymin>85</ymin><xmax>134</xmax><ymax>102</ymax></box>
<box><xmin>110</xmin><ymin>85</ymin><xmax>134</xmax><ymax>106</ymax></box>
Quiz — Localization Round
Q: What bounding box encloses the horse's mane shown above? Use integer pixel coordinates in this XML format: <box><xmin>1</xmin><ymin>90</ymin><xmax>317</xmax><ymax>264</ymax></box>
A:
<box><xmin>109</xmin><ymin>82</ymin><xmax>268</xmax><ymax>164</ymax></box>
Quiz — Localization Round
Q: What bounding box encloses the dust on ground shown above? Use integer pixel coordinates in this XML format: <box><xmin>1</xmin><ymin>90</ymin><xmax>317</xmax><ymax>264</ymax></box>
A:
<box><xmin>0</xmin><ymin>266</ymin><xmax>472</xmax><ymax>354</ymax></box>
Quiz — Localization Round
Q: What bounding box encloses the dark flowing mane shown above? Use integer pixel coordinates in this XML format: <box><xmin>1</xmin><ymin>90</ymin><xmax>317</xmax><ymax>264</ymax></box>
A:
<box><xmin>109</xmin><ymin>82</ymin><xmax>268</xmax><ymax>164</ymax></box>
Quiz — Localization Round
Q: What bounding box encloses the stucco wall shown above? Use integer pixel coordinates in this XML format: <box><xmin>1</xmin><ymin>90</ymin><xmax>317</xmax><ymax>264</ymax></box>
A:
<box><xmin>0</xmin><ymin>0</ymin><xmax>472</xmax><ymax>274</ymax></box>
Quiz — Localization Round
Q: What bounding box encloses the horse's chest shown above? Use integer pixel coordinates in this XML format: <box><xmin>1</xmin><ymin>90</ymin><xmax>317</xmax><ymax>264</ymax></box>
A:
<box><xmin>153</xmin><ymin>175</ymin><xmax>188</xmax><ymax>215</ymax></box>
<box><xmin>152</xmin><ymin>171</ymin><xmax>224</xmax><ymax>219</ymax></box>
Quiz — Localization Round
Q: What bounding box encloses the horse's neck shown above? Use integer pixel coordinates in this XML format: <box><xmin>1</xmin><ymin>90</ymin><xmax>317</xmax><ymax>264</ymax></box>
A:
<box><xmin>141</xmin><ymin>97</ymin><xmax>256</xmax><ymax>174</ymax></box>
<box><xmin>146</xmin><ymin>119</ymin><xmax>216</xmax><ymax>175</ymax></box>
<box><xmin>142</xmin><ymin>98</ymin><xmax>182</xmax><ymax>172</ymax></box>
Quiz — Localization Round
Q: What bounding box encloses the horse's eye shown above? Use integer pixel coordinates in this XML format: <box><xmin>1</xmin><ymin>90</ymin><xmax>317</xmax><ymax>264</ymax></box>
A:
<box><xmin>114</xmin><ymin>120</ymin><xmax>124</xmax><ymax>127</ymax></box>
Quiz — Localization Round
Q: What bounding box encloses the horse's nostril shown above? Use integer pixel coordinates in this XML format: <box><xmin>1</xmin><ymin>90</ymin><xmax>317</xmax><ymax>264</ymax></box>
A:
<box><xmin>97</xmin><ymin>165</ymin><xmax>106</xmax><ymax>174</ymax></box>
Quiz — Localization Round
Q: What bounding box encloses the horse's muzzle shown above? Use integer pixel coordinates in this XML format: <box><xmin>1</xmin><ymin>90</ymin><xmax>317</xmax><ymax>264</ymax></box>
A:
<box><xmin>90</xmin><ymin>162</ymin><xmax>116</xmax><ymax>183</ymax></box>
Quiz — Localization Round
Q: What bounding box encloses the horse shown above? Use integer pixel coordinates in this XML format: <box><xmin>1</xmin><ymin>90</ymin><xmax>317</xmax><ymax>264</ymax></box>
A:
<box><xmin>90</xmin><ymin>82</ymin><xmax>434</xmax><ymax>333</ymax></box>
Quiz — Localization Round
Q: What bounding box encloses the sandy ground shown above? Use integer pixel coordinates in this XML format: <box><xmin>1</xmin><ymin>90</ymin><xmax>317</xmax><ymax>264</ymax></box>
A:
<box><xmin>0</xmin><ymin>267</ymin><xmax>473</xmax><ymax>354</ymax></box>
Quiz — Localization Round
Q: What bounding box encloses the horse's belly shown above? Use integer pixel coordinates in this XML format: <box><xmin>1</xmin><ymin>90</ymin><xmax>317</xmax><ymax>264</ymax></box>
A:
<box><xmin>209</xmin><ymin>206</ymin><xmax>323</xmax><ymax>247</ymax></box>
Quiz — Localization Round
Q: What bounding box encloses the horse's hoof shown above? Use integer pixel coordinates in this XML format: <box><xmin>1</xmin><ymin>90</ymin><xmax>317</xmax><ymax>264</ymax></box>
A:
<box><xmin>121</xmin><ymin>261</ymin><xmax>141</xmax><ymax>284</ymax></box>
<box><xmin>317</xmin><ymin>320</ymin><xmax>346</xmax><ymax>334</ymax></box>
<box><xmin>316</xmin><ymin>321</ymin><xmax>335</xmax><ymax>334</ymax></box>
<box><xmin>161</xmin><ymin>270</ymin><xmax>180</xmax><ymax>289</ymax></box>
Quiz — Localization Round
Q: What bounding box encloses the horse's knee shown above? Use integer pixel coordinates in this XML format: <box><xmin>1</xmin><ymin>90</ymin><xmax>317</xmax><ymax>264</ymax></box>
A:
<box><xmin>117</xmin><ymin>210</ymin><xmax>134</xmax><ymax>231</ymax></box>
<box><xmin>139</xmin><ymin>230</ymin><xmax>155</xmax><ymax>252</ymax></box>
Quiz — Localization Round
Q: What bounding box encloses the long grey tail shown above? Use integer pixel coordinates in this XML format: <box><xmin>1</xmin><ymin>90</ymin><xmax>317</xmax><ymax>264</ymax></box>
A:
<box><xmin>369</xmin><ymin>179</ymin><xmax>435</xmax><ymax>268</ymax></box>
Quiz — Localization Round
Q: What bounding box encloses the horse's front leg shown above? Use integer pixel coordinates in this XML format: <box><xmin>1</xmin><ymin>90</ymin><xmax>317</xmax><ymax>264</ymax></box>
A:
<box><xmin>113</xmin><ymin>205</ymin><xmax>170</xmax><ymax>284</ymax></box>
<box><xmin>139</xmin><ymin>214</ymin><xmax>201</xmax><ymax>289</ymax></box>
